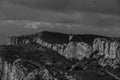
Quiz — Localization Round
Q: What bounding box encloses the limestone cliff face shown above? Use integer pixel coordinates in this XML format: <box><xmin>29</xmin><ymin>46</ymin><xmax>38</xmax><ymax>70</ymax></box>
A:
<box><xmin>9</xmin><ymin>31</ymin><xmax>120</xmax><ymax>67</ymax></box>
<box><xmin>0</xmin><ymin>57</ymin><xmax>57</xmax><ymax>80</ymax></box>
<box><xmin>3</xmin><ymin>31</ymin><xmax>120</xmax><ymax>80</ymax></box>
<box><xmin>93</xmin><ymin>38</ymin><xmax>119</xmax><ymax>59</ymax></box>
<box><xmin>0</xmin><ymin>39</ymin><xmax>79</xmax><ymax>80</ymax></box>
<box><xmin>35</xmin><ymin>38</ymin><xmax>92</xmax><ymax>60</ymax></box>
<box><xmin>92</xmin><ymin>38</ymin><xmax>120</xmax><ymax>69</ymax></box>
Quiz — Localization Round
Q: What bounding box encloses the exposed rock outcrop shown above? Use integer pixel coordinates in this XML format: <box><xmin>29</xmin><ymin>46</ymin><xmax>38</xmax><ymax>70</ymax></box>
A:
<box><xmin>1</xmin><ymin>31</ymin><xmax>120</xmax><ymax>80</ymax></box>
<box><xmin>9</xmin><ymin>31</ymin><xmax>120</xmax><ymax>62</ymax></box>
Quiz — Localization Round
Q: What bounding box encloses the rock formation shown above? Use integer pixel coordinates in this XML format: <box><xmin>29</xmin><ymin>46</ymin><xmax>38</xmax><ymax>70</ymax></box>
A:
<box><xmin>1</xmin><ymin>31</ymin><xmax>120</xmax><ymax>80</ymax></box>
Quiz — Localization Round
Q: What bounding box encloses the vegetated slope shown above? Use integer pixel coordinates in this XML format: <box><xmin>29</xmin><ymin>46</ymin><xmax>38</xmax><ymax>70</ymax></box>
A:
<box><xmin>40</xmin><ymin>31</ymin><xmax>70</xmax><ymax>44</ymax></box>
<box><xmin>0</xmin><ymin>31</ymin><xmax>120</xmax><ymax>80</ymax></box>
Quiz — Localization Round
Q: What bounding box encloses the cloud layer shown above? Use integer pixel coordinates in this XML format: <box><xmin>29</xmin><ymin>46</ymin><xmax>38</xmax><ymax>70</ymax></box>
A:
<box><xmin>0</xmin><ymin>0</ymin><xmax>120</xmax><ymax>35</ymax></box>
<box><xmin>4</xmin><ymin>0</ymin><xmax>120</xmax><ymax>15</ymax></box>
<box><xmin>0</xmin><ymin>0</ymin><xmax>120</xmax><ymax>44</ymax></box>
<box><xmin>1</xmin><ymin>1</ymin><xmax>120</xmax><ymax>29</ymax></box>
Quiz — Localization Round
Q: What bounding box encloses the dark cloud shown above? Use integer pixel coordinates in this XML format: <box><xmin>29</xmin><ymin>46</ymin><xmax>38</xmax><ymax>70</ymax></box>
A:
<box><xmin>60</xmin><ymin>12</ymin><xmax>120</xmax><ymax>28</ymax></box>
<box><xmin>1</xmin><ymin>1</ymin><xmax>120</xmax><ymax>28</ymax></box>
<box><xmin>5</xmin><ymin>0</ymin><xmax>120</xmax><ymax>15</ymax></box>
<box><xmin>67</xmin><ymin>0</ymin><xmax>120</xmax><ymax>15</ymax></box>
<box><xmin>1</xmin><ymin>0</ymin><xmax>120</xmax><ymax>44</ymax></box>
<box><xmin>0</xmin><ymin>0</ymin><xmax>120</xmax><ymax>30</ymax></box>
<box><xmin>6</xmin><ymin>0</ymin><xmax>69</xmax><ymax>11</ymax></box>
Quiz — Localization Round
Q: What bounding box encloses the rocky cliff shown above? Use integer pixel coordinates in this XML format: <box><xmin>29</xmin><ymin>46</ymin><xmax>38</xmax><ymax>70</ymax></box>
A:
<box><xmin>1</xmin><ymin>31</ymin><xmax>120</xmax><ymax>80</ymax></box>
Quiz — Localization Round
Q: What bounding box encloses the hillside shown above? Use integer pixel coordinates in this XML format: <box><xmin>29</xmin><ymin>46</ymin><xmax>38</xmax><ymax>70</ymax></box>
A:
<box><xmin>0</xmin><ymin>31</ymin><xmax>120</xmax><ymax>80</ymax></box>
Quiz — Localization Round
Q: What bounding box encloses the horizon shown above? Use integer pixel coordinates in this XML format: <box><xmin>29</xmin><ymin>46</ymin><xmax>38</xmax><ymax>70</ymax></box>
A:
<box><xmin>0</xmin><ymin>0</ymin><xmax>120</xmax><ymax>44</ymax></box>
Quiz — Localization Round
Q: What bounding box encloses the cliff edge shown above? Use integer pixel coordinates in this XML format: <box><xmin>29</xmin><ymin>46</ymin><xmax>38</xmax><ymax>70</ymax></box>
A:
<box><xmin>0</xmin><ymin>31</ymin><xmax>120</xmax><ymax>80</ymax></box>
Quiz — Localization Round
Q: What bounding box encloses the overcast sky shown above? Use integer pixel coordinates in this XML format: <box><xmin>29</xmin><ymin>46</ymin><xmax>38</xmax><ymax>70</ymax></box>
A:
<box><xmin>2</xmin><ymin>0</ymin><xmax>120</xmax><ymax>14</ymax></box>
<box><xmin>0</xmin><ymin>0</ymin><xmax>120</xmax><ymax>35</ymax></box>
<box><xmin>0</xmin><ymin>0</ymin><xmax>120</xmax><ymax>22</ymax></box>
<box><xmin>0</xmin><ymin>0</ymin><xmax>120</xmax><ymax>44</ymax></box>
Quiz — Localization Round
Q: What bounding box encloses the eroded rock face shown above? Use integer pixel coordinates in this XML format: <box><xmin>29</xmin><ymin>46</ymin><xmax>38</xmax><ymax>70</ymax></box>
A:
<box><xmin>92</xmin><ymin>38</ymin><xmax>120</xmax><ymax>69</ymax></box>
<box><xmin>2</xmin><ymin>31</ymin><xmax>120</xmax><ymax>80</ymax></box>
<box><xmin>63</xmin><ymin>42</ymin><xmax>92</xmax><ymax>60</ymax></box>
<box><xmin>0</xmin><ymin>43</ymin><xmax>81</xmax><ymax>80</ymax></box>
<box><xmin>1</xmin><ymin>59</ymin><xmax>58</xmax><ymax>80</ymax></box>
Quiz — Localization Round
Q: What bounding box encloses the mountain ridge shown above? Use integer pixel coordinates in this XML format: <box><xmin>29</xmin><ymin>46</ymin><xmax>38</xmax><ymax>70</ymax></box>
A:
<box><xmin>0</xmin><ymin>31</ymin><xmax>120</xmax><ymax>80</ymax></box>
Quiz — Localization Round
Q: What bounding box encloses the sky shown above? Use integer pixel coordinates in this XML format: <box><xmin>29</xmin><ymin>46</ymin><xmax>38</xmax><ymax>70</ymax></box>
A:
<box><xmin>0</xmin><ymin>0</ymin><xmax>120</xmax><ymax>25</ymax></box>
<box><xmin>2</xmin><ymin>0</ymin><xmax>120</xmax><ymax>14</ymax></box>
<box><xmin>0</xmin><ymin>0</ymin><xmax>120</xmax><ymax>44</ymax></box>
<box><xmin>0</xmin><ymin>0</ymin><xmax>117</xmax><ymax>13</ymax></box>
